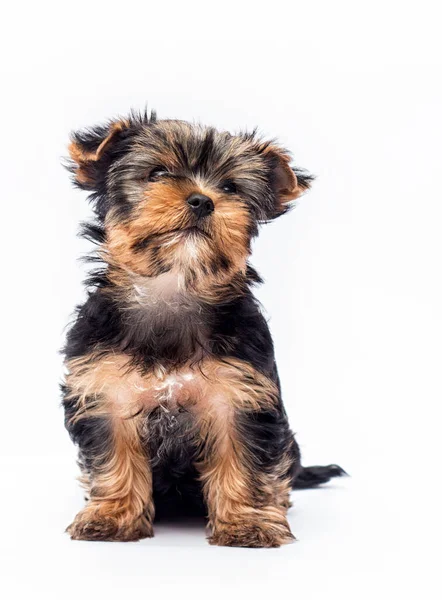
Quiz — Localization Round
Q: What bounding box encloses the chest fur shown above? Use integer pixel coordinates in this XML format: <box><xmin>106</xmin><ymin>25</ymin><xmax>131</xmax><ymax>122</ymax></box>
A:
<box><xmin>65</xmin><ymin>352</ymin><xmax>276</xmax><ymax>421</ymax></box>
<box><xmin>118</xmin><ymin>271</ymin><xmax>212</xmax><ymax>362</ymax></box>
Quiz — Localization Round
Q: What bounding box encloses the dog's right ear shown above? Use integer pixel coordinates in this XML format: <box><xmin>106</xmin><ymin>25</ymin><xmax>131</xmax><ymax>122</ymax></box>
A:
<box><xmin>68</xmin><ymin>119</ymin><xmax>129</xmax><ymax>189</ymax></box>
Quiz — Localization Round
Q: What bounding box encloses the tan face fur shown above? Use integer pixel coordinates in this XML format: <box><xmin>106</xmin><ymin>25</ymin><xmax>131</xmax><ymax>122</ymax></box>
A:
<box><xmin>69</xmin><ymin>118</ymin><xmax>307</xmax><ymax>304</ymax></box>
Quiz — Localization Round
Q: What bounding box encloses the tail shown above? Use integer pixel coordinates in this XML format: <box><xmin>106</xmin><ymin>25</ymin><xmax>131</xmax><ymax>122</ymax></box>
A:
<box><xmin>292</xmin><ymin>464</ymin><xmax>348</xmax><ymax>489</ymax></box>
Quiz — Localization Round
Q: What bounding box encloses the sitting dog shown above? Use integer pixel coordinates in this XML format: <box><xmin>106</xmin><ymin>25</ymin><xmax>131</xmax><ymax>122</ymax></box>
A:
<box><xmin>62</xmin><ymin>110</ymin><xmax>345</xmax><ymax>547</ymax></box>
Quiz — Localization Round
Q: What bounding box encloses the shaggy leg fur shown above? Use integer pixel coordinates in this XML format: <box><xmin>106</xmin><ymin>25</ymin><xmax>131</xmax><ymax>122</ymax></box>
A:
<box><xmin>64</xmin><ymin>398</ymin><xmax>154</xmax><ymax>542</ymax></box>
<box><xmin>196</xmin><ymin>398</ymin><xmax>296</xmax><ymax>548</ymax></box>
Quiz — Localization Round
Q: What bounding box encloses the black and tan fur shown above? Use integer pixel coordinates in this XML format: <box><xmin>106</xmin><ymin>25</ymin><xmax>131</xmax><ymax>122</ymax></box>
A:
<box><xmin>62</xmin><ymin>110</ymin><xmax>345</xmax><ymax>548</ymax></box>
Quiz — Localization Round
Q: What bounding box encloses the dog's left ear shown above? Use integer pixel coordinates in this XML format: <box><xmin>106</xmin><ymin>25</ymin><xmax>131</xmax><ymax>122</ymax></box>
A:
<box><xmin>68</xmin><ymin>119</ymin><xmax>130</xmax><ymax>189</ymax></box>
<box><xmin>265</xmin><ymin>145</ymin><xmax>313</xmax><ymax>210</ymax></box>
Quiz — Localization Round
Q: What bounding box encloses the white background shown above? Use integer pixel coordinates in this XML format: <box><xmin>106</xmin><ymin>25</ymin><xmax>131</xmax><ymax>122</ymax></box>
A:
<box><xmin>1</xmin><ymin>1</ymin><xmax>441</xmax><ymax>598</ymax></box>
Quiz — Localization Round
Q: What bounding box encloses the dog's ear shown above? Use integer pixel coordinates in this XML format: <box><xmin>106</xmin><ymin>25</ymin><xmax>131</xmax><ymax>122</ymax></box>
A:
<box><xmin>265</xmin><ymin>145</ymin><xmax>313</xmax><ymax>209</ymax></box>
<box><xmin>68</xmin><ymin>119</ymin><xmax>130</xmax><ymax>189</ymax></box>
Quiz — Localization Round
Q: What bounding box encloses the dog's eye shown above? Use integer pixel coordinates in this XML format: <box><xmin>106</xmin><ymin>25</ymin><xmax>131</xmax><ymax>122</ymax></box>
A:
<box><xmin>220</xmin><ymin>181</ymin><xmax>237</xmax><ymax>194</ymax></box>
<box><xmin>148</xmin><ymin>166</ymin><xmax>169</xmax><ymax>181</ymax></box>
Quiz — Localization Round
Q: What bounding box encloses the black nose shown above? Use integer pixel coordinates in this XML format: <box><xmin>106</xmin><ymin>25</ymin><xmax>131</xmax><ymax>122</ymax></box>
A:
<box><xmin>187</xmin><ymin>193</ymin><xmax>214</xmax><ymax>218</ymax></box>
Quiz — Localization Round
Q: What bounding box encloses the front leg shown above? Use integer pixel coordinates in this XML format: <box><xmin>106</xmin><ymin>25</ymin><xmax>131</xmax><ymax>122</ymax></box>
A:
<box><xmin>62</xmin><ymin>355</ymin><xmax>154</xmax><ymax>542</ymax></box>
<box><xmin>64</xmin><ymin>407</ymin><xmax>153</xmax><ymax>541</ymax></box>
<box><xmin>196</xmin><ymin>359</ymin><xmax>296</xmax><ymax>548</ymax></box>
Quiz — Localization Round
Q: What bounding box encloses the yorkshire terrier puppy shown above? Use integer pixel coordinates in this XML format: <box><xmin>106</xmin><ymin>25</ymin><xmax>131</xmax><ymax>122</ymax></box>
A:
<box><xmin>62</xmin><ymin>110</ymin><xmax>345</xmax><ymax>548</ymax></box>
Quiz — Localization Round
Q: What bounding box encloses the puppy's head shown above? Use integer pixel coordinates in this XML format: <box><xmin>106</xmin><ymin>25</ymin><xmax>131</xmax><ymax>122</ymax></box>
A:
<box><xmin>68</xmin><ymin>112</ymin><xmax>312</xmax><ymax>292</ymax></box>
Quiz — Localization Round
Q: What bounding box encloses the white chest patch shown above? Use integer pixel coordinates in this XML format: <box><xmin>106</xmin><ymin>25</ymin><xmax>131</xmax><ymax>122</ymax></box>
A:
<box><xmin>153</xmin><ymin>372</ymin><xmax>195</xmax><ymax>403</ymax></box>
<box><xmin>130</xmin><ymin>271</ymin><xmax>185</xmax><ymax>308</ymax></box>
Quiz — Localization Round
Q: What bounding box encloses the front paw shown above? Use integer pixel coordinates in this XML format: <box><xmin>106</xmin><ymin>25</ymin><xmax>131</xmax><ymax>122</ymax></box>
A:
<box><xmin>209</xmin><ymin>518</ymin><xmax>295</xmax><ymax>548</ymax></box>
<box><xmin>67</xmin><ymin>507</ymin><xmax>153</xmax><ymax>542</ymax></box>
